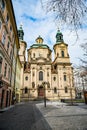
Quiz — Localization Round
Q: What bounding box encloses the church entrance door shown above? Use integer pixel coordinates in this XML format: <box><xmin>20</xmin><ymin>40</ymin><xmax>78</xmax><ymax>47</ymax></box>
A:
<box><xmin>38</xmin><ymin>86</ymin><xmax>44</xmax><ymax>98</ymax></box>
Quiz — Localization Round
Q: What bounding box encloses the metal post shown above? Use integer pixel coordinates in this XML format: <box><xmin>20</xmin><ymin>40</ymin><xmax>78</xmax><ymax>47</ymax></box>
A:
<box><xmin>42</xmin><ymin>82</ymin><xmax>46</xmax><ymax>107</ymax></box>
<box><xmin>44</xmin><ymin>85</ymin><xmax>46</xmax><ymax>107</ymax></box>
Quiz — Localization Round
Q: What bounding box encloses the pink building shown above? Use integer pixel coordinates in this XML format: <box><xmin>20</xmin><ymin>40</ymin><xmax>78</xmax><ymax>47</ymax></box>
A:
<box><xmin>0</xmin><ymin>0</ymin><xmax>19</xmax><ymax>109</ymax></box>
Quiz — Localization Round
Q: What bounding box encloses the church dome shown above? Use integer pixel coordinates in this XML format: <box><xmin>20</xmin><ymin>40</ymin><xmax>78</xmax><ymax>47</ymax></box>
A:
<box><xmin>35</xmin><ymin>35</ymin><xmax>43</xmax><ymax>44</ymax></box>
<box><xmin>30</xmin><ymin>36</ymin><xmax>51</xmax><ymax>50</ymax></box>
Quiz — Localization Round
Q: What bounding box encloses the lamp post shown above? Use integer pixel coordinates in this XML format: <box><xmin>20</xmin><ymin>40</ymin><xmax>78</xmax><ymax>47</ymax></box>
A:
<box><xmin>42</xmin><ymin>81</ymin><xmax>47</xmax><ymax>107</ymax></box>
<box><xmin>67</xmin><ymin>72</ymin><xmax>73</xmax><ymax>105</ymax></box>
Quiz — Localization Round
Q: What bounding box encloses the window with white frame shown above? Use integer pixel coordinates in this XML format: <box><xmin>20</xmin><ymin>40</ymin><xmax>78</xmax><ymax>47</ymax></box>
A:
<box><xmin>39</xmin><ymin>71</ymin><xmax>43</xmax><ymax>81</ymax></box>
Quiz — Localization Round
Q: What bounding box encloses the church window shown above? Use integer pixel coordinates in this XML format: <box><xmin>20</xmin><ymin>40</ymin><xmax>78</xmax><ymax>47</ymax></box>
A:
<box><xmin>47</xmin><ymin>72</ymin><xmax>49</xmax><ymax>77</ymax></box>
<box><xmin>25</xmin><ymin>87</ymin><xmax>28</xmax><ymax>94</ymax></box>
<box><xmin>53</xmin><ymin>76</ymin><xmax>56</xmax><ymax>81</ymax></box>
<box><xmin>54</xmin><ymin>87</ymin><xmax>57</xmax><ymax>93</ymax></box>
<box><xmin>39</xmin><ymin>71</ymin><xmax>43</xmax><ymax>81</ymax></box>
<box><xmin>61</xmin><ymin>50</ymin><xmax>64</xmax><ymax>57</ymax></box>
<box><xmin>25</xmin><ymin>76</ymin><xmax>28</xmax><ymax>80</ymax></box>
<box><xmin>64</xmin><ymin>75</ymin><xmax>66</xmax><ymax>81</ymax></box>
<box><xmin>65</xmin><ymin>87</ymin><xmax>68</xmax><ymax>93</ymax></box>
<box><xmin>33</xmin><ymin>53</ymin><xmax>35</xmax><ymax>58</ymax></box>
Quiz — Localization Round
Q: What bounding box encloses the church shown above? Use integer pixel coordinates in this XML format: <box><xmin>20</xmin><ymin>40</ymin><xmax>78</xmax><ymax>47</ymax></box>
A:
<box><xmin>18</xmin><ymin>25</ymin><xmax>75</xmax><ymax>101</ymax></box>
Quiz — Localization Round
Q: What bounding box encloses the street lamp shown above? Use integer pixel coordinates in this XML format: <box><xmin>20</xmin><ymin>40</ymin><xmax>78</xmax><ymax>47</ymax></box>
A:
<box><xmin>42</xmin><ymin>81</ymin><xmax>47</xmax><ymax>107</ymax></box>
<box><xmin>67</xmin><ymin>73</ymin><xmax>73</xmax><ymax>105</ymax></box>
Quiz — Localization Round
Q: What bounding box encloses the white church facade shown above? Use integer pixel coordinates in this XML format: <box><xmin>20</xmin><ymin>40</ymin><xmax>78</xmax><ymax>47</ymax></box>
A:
<box><xmin>18</xmin><ymin>25</ymin><xmax>75</xmax><ymax>101</ymax></box>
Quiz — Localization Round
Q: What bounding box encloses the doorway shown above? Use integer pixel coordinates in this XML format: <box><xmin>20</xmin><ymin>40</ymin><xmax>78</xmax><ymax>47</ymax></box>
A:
<box><xmin>38</xmin><ymin>86</ymin><xmax>44</xmax><ymax>98</ymax></box>
<box><xmin>1</xmin><ymin>89</ymin><xmax>5</xmax><ymax>108</ymax></box>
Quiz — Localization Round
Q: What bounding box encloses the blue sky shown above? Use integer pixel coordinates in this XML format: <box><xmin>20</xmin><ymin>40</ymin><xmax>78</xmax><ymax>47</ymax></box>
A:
<box><xmin>12</xmin><ymin>0</ymin><xmax>87</xmax><ymax>66</ymax></box>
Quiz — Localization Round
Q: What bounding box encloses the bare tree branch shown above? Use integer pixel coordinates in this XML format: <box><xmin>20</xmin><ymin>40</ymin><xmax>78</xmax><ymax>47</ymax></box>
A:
<box><xmin>41</xmin><ymin>0</ymin><xmax>87</xmax><ymax>31</ymax></box>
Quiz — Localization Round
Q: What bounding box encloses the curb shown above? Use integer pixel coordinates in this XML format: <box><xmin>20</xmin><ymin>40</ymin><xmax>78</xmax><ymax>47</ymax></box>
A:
<box><xmin>0</xmin><ymin>105</ymin><xmax>14</xmax><ymax>113</ymax></box>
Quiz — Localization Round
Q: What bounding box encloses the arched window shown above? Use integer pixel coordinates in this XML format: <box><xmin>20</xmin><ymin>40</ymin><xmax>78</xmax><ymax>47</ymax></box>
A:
<box><xmin>39</xmin><ymin>71</ymin><xmax>43</xmax><ymax>81</ymax></box>
<box><xmin>53</xmin><ymin>76</ymin><xmax>56</xmax><ymax>81</ymax></box>
<box><xmin>25</xmin><ymin>76</ymin><xmax>28</xmax><ymax>80</ymax></box>
<box><xmin>54</xmin><ymin>87</ymin><xmax>57</xmax><ymax>93</ymax></box>
<box><xmin>65</xmin><ymin>87</ymin><xmax>68</xmax><ymax>93</ymax></box>
<box><xmin>33</xmin><ymin>53</ymin><xmax>35</xmax><ymax>58</ymax></box>
<box><xmin>61</xmin><ymin>51</ymin><xmax>64</xmax><ymax>57</ymax></box>
<box><xmin>25</xmin><ymin>87</ymin><xmax>28</xmax><ymax>94</ymax></box>
<box><xmin>64</xmin><ymin>75</ymin><xmax>66</xmax><ymax>81</ymax></box>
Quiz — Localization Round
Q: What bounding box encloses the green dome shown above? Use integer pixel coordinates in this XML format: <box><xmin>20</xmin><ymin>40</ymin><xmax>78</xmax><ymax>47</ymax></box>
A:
<box><xmin>30</xmin><ymin>43</ymin><xmax>49</xmax><ymax>49</ymax></box>
<box><xmin>30</xmin><ymin>36</ymin><xmax>51</xmax><ymax>50</ymax></box>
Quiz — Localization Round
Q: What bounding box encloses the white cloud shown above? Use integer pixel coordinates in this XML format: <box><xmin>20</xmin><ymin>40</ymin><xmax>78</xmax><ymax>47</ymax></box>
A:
<box><xmin>12</xmin><ymin>0</ymin><xmax>87</xmax><ymax>66</ymax></box>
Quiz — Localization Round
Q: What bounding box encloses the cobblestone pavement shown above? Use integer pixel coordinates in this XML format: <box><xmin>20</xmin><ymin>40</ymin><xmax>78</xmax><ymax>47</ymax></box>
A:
<box><xmin>36</xmin><ymin>101</ymin><xmax>87</xmax><ymax>130</ymax></box>
<box><xmin>0</xmin><ymin>101</ymin><xmax>52</xmax><ymax>130</ymax></box>
<box><xmin>0</xmin><ymin>101</ymin><xmax>87</xmax><ymax>130</ymax></box>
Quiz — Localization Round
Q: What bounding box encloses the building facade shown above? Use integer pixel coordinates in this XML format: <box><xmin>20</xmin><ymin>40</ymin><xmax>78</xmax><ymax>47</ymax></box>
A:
<box><xmin>18</xmin><ymin>26</ymin><xmax>75</xmax><ymax>101</ymax></box>
<box><xmin>0</xmin><ymin>0</ymin><xmax>19</xmax><ymax>108</ymax></box>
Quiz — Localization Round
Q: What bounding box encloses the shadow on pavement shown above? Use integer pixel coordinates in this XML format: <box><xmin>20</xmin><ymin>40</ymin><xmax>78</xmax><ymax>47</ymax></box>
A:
<box><xmin>32</xmin><ymin>104</ymin><xmax>52</xmax><ymax>130</ymax></box>
<box><xmin>0</xmin><ymin>102</ymin><xmax>52</xmax><ymax>130</ymax></box>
